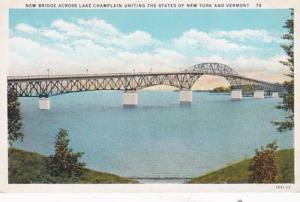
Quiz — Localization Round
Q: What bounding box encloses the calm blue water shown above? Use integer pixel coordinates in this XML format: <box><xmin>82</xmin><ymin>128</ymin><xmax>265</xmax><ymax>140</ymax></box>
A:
<box><xmin>16</xmin><ymin>91</ymin><xmax>293</xmax><ymax>183</ymax></box>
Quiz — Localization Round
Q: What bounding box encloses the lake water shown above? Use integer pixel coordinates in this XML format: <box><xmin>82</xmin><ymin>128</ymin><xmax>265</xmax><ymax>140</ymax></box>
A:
<box><xmin>16</xmin><ymin>91</ymin><xmax>293</xmax><ymax>183</ymax></box>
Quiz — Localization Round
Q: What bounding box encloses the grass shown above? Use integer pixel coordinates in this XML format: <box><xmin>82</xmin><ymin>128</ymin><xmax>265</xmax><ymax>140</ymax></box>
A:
<box><xmin>188</xmin><ymin>149</ymin><xmax>294</xmax><ymax>184</ymax></box>
<box><xmin>9</xmin><ymin>147</ymin><xmax>294</xmax><ymax>184</ymax></box>
<box><xmin>8</xmin><ymin>147</ymin><xmax>137</xmax><ymax>184</ymax></box>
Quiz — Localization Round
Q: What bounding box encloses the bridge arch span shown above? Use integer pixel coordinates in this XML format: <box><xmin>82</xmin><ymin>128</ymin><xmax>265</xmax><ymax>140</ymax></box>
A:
<box><xmin>184</xmin><ymin>62</ymin><xmax>239</xmax><ymax>77</ymax></box>
<box><xmin>134</xmin><ymin>63</ymin><xmax>240</xmax><ymax>90</ymax></box>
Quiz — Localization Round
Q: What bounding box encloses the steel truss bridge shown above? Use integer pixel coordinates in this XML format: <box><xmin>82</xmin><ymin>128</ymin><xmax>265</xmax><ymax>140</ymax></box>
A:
<box><xmin>7</xmin><ymin>63</ymin><xmax>285</xmax><ymax>98</ymax></box>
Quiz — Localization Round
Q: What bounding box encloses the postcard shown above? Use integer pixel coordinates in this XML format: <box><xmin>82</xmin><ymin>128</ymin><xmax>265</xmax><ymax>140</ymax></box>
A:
<box><xmin>0</xmin><ymin>0</ymin><xmax>299</xmax><ymax>192</ymax></box>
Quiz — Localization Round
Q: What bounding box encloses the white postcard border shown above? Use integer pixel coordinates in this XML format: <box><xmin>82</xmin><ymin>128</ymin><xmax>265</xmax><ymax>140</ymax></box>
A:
<box><xmin>0</xmin><ymin>0</ymin><xmax>299</xmax><ymax>193</ymax></box>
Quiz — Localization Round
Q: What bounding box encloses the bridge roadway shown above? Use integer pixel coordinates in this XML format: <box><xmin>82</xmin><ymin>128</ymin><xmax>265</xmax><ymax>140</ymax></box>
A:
<box><xmin>7</xmin><ymin>63</ymin><xmax>285</xmax><ymax>110</ymax></box>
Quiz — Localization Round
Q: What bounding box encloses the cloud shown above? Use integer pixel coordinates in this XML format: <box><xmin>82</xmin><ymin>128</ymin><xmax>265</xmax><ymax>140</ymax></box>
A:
<box><xmin>9</xmin><ymin>18</ymin><xmax>286</xmax><ymax>84</ymax></box>
<box><xmin>9</xmin><ymin>37</ymin><xmax>64</xmax><ymax>75</ymax></box>
<box><xmin>10</xmin><ymin>36</ymin><xmax>59</xmax><ymax>56</ymax></box>
<box><xmin>214</xmin><ymin>29</ymin><xmax>278</xmax><ymax>43</ymax></box>
<box><xmin>9</xmin><ymin>35</ymin><xmax>286</xmax><ymax>83</ymax></box>
<box><xmin>50</xmin><ymin>18</ymin><xmax>157</xmax><ymax>50</ymax></box>
<box><xmin>8</xmin><ymin>34</ymin><xmax>187</xmax><ymax>75</ymax></box>
<box><xmin>51</xmin><ymin>19</ymin><xmax>78</xmax><ymax>33</ymax></box>
<box><xmin>51</xmin><ymin>19</ymin><xmax>95</xmax><ymax>40</ymax></box>
<box><xmin>14</xmin><ymin>23</ymin><xmax>66</xmax><ymax>41</ymax></box>
<box><xmin>14</xmin><ymin>19</ymin><xmax>265</xmax><ymax>53</ymax></box>
<box><xmin>117</xmin><ymin>30</ymin><xmax>155</xmax><ymax>48</ymax></box>
<box><xmin>173</xmin><ymin>29</ymin><xmax>254</xmax><ymax>51</ymax></box>
<box><xmin>41</xmin><ymin>29</ymin><xmax>65</xmax><ymax>40</ymax></box>
<box><xmin>77</xmin><ymin>18</ymin><xmax>119</xmax><ymax>35</ymax></box>
<box><xmin>15</xmin><ymin>23</ymin><xmax>37</xmax><ymax>33</ymax></box>
<box><xmin>114</xmin><ymin>48</ymin><xmax>187</xmax><ymax>71</ymax></box>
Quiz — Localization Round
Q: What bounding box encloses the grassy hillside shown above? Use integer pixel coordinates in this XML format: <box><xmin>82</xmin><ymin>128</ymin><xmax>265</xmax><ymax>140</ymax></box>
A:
<box><xmin>189</xmin><ymin>149</ymin><xmax>294</xmax><ymax>184</ymax></box>
<box><xmin>8</xmin><ymin>148</ymin><xmax>137</xmax><ymax>184</ymax></box>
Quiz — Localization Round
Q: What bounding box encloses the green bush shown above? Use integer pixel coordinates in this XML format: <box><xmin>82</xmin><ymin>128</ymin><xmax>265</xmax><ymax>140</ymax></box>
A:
<box><xmin>248</xmin><ymin>141</ymin><xmax>279</xmax><ymax>183</ymax></box>
<box><xmin>48</xmin><ymin>129</ymin><xmax>86</xmax><ymax>179</ymax></box>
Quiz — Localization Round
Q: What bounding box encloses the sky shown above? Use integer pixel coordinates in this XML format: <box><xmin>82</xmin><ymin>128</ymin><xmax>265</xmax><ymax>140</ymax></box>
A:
<box><xmin>9</xmin><ymin>9</ymin><xmax>292</xmax><ymax>89</ymax></box>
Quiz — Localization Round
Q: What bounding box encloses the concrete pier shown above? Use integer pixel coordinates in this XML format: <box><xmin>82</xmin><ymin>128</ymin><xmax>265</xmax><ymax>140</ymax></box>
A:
<box><xmin>231</xmin><ymin>89</ymin><xmax>242</xmax><ymax>100</ymax></box>
<box><xmin>272</xmin><ymin>92</ymin><xmax>279</xmax><ymax>98</ymax></box>
<box><xmin>254</xmin><ymin>90</ymin><xmax>265</xmax><ymax>99</ymax></box>
<box><xmin>179</xmin><ymin>90</ymin><xmax>192</xmax><ymax>103</ymax></box>
<box><xmin>38</xmin><ymin>97</ymin><xmax>50</xmax><ymax>110</ymax></box>
<box><xmin>123</xmin><ymin>91</ymin><xmax>138</xmax><ymax>106</ymax></box>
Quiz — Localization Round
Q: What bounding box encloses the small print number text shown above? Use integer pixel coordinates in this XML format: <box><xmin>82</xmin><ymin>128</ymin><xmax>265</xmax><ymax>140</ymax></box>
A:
<box><xmin>276</xmin><ymin>185</ymin><xmax>291</xmax><ymax>189</ymax></box>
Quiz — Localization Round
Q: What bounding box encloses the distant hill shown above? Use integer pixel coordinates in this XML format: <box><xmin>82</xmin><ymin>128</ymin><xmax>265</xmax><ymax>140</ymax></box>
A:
<box><xmin>188</xmin><ymin>149</ymin><xmax>294</xmax><ymax>183</ymax></box>
<box><xmin>8</xmin><ymin>148</ymin><xmax>137</xmax><ymax>184</ymax></box>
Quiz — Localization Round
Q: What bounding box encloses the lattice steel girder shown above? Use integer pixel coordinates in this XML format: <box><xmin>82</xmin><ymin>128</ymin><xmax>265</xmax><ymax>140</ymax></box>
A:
<box><xmin>184</xmin><ymin>62</ymin><xmax>239</xmax><ymax>76</ymax></box>
<box><xmin>227</xmin><ymin>76</ymin><xmax>285</xmax><ymax>92</ymax></box>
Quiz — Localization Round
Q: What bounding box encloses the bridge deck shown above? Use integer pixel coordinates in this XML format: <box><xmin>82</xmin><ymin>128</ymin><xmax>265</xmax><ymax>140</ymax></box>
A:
<box><xmin>7</xmin><ymin>71</ymin><xmax>277</xmax><ymax>86</ymax></box>
<box><xmin>7</xmin><ymin>66</ymin><xmax>285</xmax><ymax>98</ymax></box>
<box><xmin>7</xmin><ymin>72</ymin><xmax>191</xmax><ymax>81</ymax></box>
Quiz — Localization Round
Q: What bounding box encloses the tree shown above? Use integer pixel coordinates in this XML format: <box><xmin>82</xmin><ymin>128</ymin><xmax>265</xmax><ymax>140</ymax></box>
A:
<box><xmin>242</xmin><ymin>84</ymin><xmax>253</xmax><ymax>92</ymax></box>
<box><xmin>48</xmin><ymin>129</ymin><xmax>86</xmax><ymax>179</ymax></box>
<box><xmin>7</xmin><ymin>88</ymin><xmax>24</xmax><ymax>145</ymax></box>
<box><xmin>273</xmin><ymin>9</ymin><xmax>294</xmax><ymax>132</ymax></box>
<box><xmin>248</xmin><ymin>141</ymin><xmax>279</xmax><ymax>183</ymax></box>
<box><xmin>211</xmin><ymin>86</ymin><xmax>230</xmax><ymax>93</ymax></box>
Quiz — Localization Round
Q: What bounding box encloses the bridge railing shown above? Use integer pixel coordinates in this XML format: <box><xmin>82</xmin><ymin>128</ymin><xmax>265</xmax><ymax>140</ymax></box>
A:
<box><xmin>7</xmin><ymin>72</ymin><xmax>283</xmax><ymax>91</ymax></box>
<box><xmin>7</xmin><ymin>70</ymin><xmax>243</xmax><ymax>81</ymax></box>
<box><xmin>7</xmin><ymin>71</ymin><xmax>186</xmax><ymax>81</ymax></box>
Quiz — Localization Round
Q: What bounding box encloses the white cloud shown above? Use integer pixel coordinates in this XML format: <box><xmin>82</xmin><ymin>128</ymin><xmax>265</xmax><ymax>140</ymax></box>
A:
<box><xmin>114</xmin><ymin>30</ymin><xmax>156</xmax><ymax>49</ymax></box>
<box><xmin>14</xmin><ymin>23</ymin><xmax>66</xmax><ymax>41</ymax></box>
<box><xmin>9</xmin><ymin>18</ymin><xmax>286</xmax><ymax>84</ymax></box>
<box><xmin>9</xmin><ymin>37</ymin><xmax>64</xmax><ymax>75</ymax></box>
<box><xmin>114</xmin><ymin>48</ymin><xmax>187</xmax><ymax>71</ymax></box>
<box><xmin>15</xmin><ymin>23</ymin><xmax>37</xmax><ymax>33</ymax></box>
<box><xmin>9</xmin><ymin>35</ymin><xmax>189</xmax><ymax>76</ymax></box>
<box><xmin>173</xmin><ymin>29</ymin><xmax>254</xmax><ymax>51</ymax></box>
<box><xmin>10</xmin><ymin>35</ymin><xmax>286</xmax><ymax>82</ymax></box>
<box><xmin>77</xmin><ymin>18</ymin><xmax>119</xmax><ymax>35</ymax></box>
<box><xmin>49</xmin><ymin>18</ymin><xmax>157</xmax><ymax>49</ymax></box>
<box><xmin>214</xmin><ymin>29</ymin><xmax>277</xmax><ymax>43</ymax></box>
<box><xmin>51</xmin><ymin>19</ymin><xmax>77</xmax><ymax>33</ymax></box>
<box><xmin>51</xmin><ymin>19</ymin><xmax>95</xmax><ymax>39</ymax></box>
<box><xmin>10</xmin><ymin>36</ymin><xmax>58</xmax><ymax>56</ymax></box>
<box><xmin>194</xmin><ymin>55</ymin><xmax>229</xmax><ymax>65</ymax></box>
<box><xmin>41</xmin><ymin>29</ymin><xmax>65</xmax><ymax>40</ymax></box>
